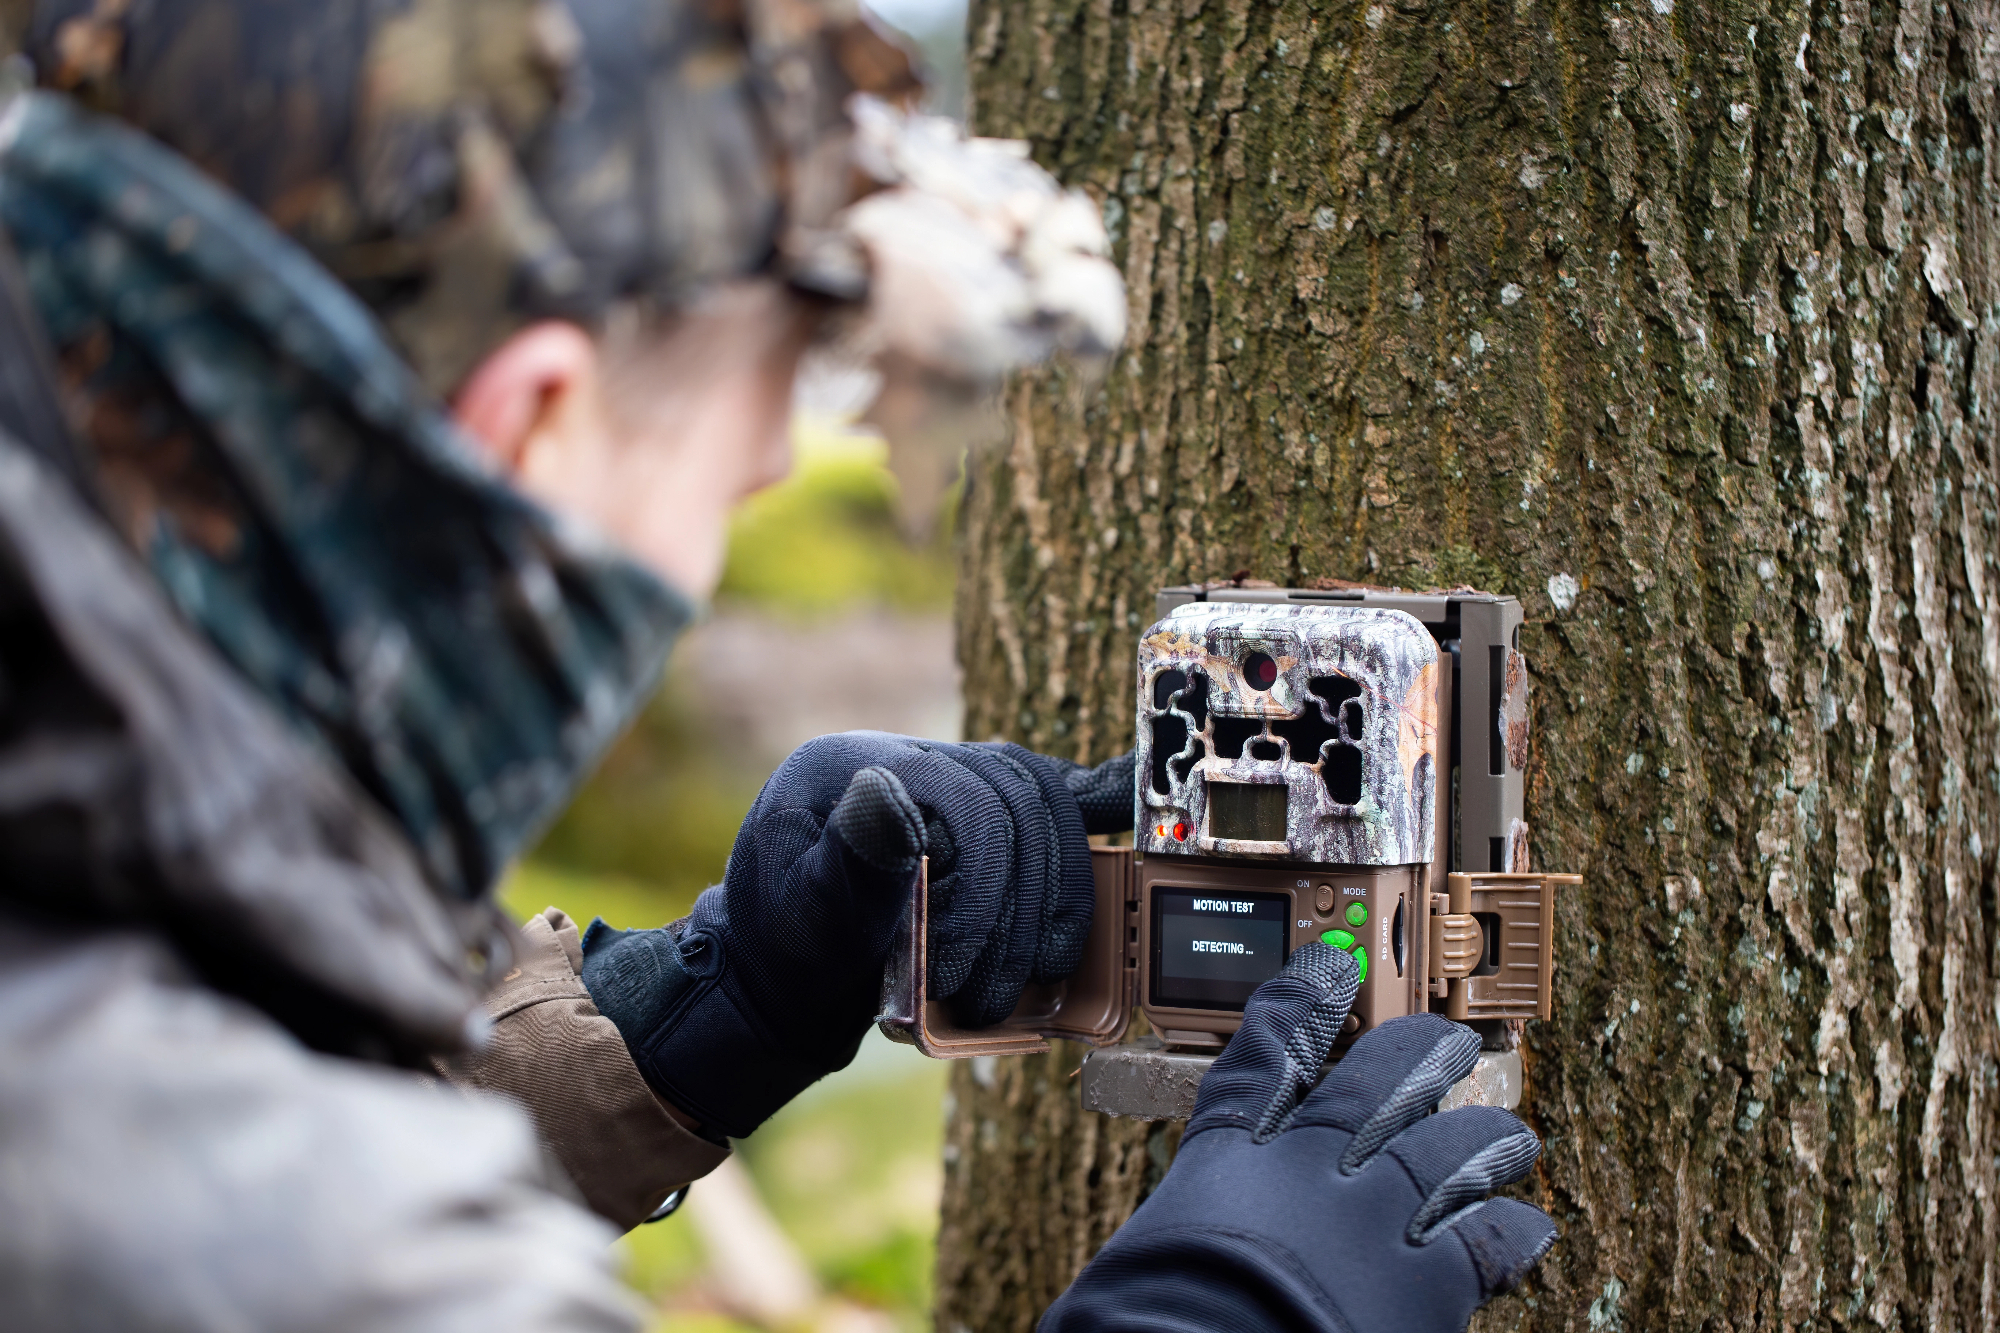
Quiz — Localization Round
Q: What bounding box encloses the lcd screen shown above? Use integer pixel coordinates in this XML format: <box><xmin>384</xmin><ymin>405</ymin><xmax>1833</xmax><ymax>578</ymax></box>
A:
<box><xmin>1208</xmin><ymin>781</ymin><xmax>1288</xmax><ymax>842</ymax></box>
<box><xmin>1151</xmin><ymin>889</ymin><xmax>1291</xmax><ymax>1009</ymax></box>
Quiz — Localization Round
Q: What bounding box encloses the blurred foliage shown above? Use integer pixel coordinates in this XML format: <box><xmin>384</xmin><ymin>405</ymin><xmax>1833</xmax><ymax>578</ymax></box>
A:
<box><xmin>738</xmin><ymin>1054</ymin><xmax>950</xmax><ymax>1318</ymax></box>
<box><xmin>509</xmin><ymin>415</ymin><xmax>957</xmax><ymax>1331</ymax></box>
<box><xmin>517</xmin><ymin>688</ymin><xmax>749</xmax><ymax>922</ymax></box>
<box><xmin>643</xmin><ymin>1314</ymin><xmax>760</xmax><ymax>1333</ymax></box>
<box><xmin>620</xmin><ymin>1208</ymin><xmax>708</xmax><ymax>1322</ymax></box>
<box><xmin>501</xmin><ymin>860</ymin><xmax>706</xmax><ymax>938</ymax></box>
<box><xmin>525</xmin><ymin>417</ymin><xmax>955</xmax><ymax>904</ymax></box>
<box><xmin>717</xmin><ymin>419</ymin><xmax>957</xmax><ymax>620</ymax></box>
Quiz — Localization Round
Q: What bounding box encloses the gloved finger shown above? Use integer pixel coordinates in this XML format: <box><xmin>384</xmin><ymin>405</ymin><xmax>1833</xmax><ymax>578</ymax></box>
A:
<box><xmin>1186</xmin><ymin>940</ymin><xmax>1358</xmax><ymax>1143</ymax></box>
<box><xmin>938</xmin><ymin>743</ymin><xmax>1054</xmax><ymax>1025</ymax></box>
<box><xmin>1383</xmin><ymin>1105</ymin><xmax>1543</xmax><ymax>1242</ymax></box>
<box><xmin>799</xmin><ymin>735</ymin><xmax>1012</xmax><ymax>1000</ymax></box>
<box><xmin>975</xmin><ymin>743</ymin><xmax>1094</xmax><ymax>985</ymax></box>
<box><xmin>755</xmin><ymin>733</ymin><xmax>922</xmax><ymax>818</ymax></box>
<box><xmin>1435</xmin><ymin>1197</ymin><xmax>1558</xmax><ymax>1298</ymax></box>
<box><xmin>746</xmin><ymin>770</ymin><xmax>927</xmax><ymax>1027</ymax></box>
<box><xmin>824</xmin><ymin>766</ymin><xmax>925</xmax><ymax>880</ymax></box>
<box><xmin>917</xmin><ymin>799</ymin><xmax>1012</xmax><ymax>1000</ymax></box>
<box><xmin>1289</xmin><ymin>1011</ymin><xmax>1481</xmax><ymax>1172</ymax></box>
<box><xmin>735</xmin><ymin>765</ymin><xmax>922</xmax><ymax>963</ymax></box>
<box><xmin>1045</xmin><ymin>750</ymin><xmax>1137</xmax><ymax>834</ymax></box>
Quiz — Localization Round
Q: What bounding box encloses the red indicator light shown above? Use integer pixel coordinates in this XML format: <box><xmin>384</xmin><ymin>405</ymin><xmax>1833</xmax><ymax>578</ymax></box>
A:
<box><xmin>1173</xmin><ymin>822</ymin><xmax>1190</xmax><ymax>841</ymax></box>
<box><xmin>1155</xmin><ymin>823</ymin><xmax>1168</xmax><ymax>838</ymax></box>
<box><xmin>1243</xmin><ymin>652</ymin><xmax>1278</xmax><ymax>690</ymax></box>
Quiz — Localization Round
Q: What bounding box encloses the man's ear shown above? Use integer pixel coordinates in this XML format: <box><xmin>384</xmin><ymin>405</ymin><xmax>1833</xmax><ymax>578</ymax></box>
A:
<box><xmin>452</xmin><ymin>321</ymin><xmax>601</xmax><ymax>475</ymax></box>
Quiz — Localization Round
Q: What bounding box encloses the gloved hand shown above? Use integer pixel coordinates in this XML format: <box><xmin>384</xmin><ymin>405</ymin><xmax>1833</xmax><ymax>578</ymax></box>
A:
<box><xmin>1043</xmin><ymin>942</ymin><xmax>1557</xmax><ymax>1333</ymax></box>
<box><xmin>579</xmin><ymin>733</ymin><xmax>1133</xmax><ymax>1138</ymax></box>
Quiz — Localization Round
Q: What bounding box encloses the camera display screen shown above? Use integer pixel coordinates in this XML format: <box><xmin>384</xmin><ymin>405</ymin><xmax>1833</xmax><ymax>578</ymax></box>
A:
<box><xmin>1150</xmin><ymin>889</ymin><xmax>1291</xmax><ymax>1009</ymax></box>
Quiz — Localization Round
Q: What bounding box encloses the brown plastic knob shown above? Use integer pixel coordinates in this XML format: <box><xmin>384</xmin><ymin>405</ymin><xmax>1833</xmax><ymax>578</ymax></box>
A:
<box><xmin>1314</xmin><ymin>885</ymin><xmax>1335</xmax><ymax>915</ymax></box>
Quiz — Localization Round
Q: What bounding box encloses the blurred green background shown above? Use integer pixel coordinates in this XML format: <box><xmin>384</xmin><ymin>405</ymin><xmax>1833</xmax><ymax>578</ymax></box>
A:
<box><xmin>505</xmin><ymin>415</ymin><xmax>961</xmax><ymax>1333</ymax></box>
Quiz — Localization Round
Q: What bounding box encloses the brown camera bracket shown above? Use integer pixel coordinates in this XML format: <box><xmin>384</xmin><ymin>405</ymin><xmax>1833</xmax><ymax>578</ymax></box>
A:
<box><xmin>877</xmin><ymin>850</ymin><xmax>1138</xmax><ymax>1057</ymax></box>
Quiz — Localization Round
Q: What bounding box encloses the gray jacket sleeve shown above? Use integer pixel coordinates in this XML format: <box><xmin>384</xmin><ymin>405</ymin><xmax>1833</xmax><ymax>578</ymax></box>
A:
<box><xmin>438</xmin><ymin>908</ymin><xmax>732</xmax><ymax>1229</ymax></box>
<box><xmin>0</xmin><ymin>916</ymin><xmax>645</xmax><ymax>1332</ymax></box>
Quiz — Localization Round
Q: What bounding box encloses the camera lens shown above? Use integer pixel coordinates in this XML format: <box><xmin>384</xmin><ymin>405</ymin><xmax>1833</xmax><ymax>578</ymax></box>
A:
<box><xmin>1243</xmin><ymin>652</ymin><xmax>1277</xmax><ymax>690</ymax></box>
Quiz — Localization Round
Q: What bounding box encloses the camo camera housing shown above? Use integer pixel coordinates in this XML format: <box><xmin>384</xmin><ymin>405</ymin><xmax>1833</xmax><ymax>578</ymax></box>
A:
<box><xmin>878</xmin><ymin>585</ymin><xmax>1573</xmax><ymax>1059</ymax></box>
<box><xmin>1133</xmin><ymin>599</ymin><xmax>1437</xmax><ymax>1044</ymax></box>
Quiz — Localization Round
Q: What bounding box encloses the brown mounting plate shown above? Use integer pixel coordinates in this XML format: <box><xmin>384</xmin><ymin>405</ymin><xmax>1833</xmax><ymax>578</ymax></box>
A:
<box><xmin>876</xmin><ymin>850</ymin><xmax>1136</xmax><ymax>1057</ymax></box>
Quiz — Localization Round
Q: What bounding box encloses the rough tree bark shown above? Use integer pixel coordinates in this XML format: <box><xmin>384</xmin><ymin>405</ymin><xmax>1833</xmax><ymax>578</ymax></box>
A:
<box><xmin>934</xmin><ymin>0</ymin><xmax>2000</xmax><ymax>1327</ymax></box>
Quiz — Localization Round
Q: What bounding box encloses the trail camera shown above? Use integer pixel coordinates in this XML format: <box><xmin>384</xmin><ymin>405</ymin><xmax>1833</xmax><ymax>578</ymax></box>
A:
<box><xmin>879</xmin><ymin>585</ymin><xmax>1575</xmax><ymax>1064</ymax></box>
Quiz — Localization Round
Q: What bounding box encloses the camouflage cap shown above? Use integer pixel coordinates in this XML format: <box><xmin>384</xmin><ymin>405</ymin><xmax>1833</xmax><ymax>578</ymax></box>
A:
<box><xmin>12</xmin><ymin>0</ymin><xmax>921</xmax><ymax>392</ymax></box>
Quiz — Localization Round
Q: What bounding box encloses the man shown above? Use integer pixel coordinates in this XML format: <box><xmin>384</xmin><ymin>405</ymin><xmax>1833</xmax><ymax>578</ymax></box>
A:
<box><xmin>0</xmin><ymin>1</ymin><xmax>1556</xmax><ymax>1328</ymax></box>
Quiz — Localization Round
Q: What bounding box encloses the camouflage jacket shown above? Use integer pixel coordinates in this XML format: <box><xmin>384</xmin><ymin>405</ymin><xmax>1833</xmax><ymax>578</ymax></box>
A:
<box><xmin>0</xmin><ymin>89</ymin><xmax>718</xmax><ymax>1327</ymax></box>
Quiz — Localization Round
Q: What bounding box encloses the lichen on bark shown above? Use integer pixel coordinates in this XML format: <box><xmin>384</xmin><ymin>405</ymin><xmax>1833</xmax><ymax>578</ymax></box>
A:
<box><xmin>937</xmin><ymin>0</ymin><xmax>2000</xmax><ymax>1327</ymax></box>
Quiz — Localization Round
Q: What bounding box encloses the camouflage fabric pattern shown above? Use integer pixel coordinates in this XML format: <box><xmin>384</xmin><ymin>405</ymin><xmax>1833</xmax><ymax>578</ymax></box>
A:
<box><xmin>15</xmin><ymin>0</ymin><xmax>919</xmax><ymax>392</ymax></box>
<box><xmin>0</xmin><ymin>88</ymin><xmax>690</xmax><ymax>902</ymax></box>
<box><xmin>1136</xmin><ymin>603</ymin><xmax>1438</xmax><ymax>867</ymax></box>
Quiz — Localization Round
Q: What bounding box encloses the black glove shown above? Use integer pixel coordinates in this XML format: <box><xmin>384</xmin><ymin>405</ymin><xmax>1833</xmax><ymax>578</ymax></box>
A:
<box><xmin>1043</xmin><ymin>942</ymin><xmax>1557</xmax><ymax>1333</ymax></box>
<box><xmin>579</xmin><ymin>733</ymin><xmax>1133</xmax><ymax>1138</ymax></box>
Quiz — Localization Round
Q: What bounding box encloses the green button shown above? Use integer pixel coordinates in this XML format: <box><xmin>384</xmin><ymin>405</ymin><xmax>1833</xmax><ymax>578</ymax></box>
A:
<box><xmin>1345</xmin><ymin>902</ymin><xmax>1368</xmax><ymax>928</ymax></box>
<box><xmin>1351</xmin><ymin>946</ymin><xmax>1369</xmax><ymax>982</ymax></box>
<box><xmin>1321</xmin><ymin>929</ymin><xmax>1356</xmax><ymax>951</ymax></box>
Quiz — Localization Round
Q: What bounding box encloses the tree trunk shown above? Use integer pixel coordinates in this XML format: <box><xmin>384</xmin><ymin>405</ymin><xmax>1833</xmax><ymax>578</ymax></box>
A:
<box><xmin>936</xmin><ymin>0</ymin><xmax>2000</xmax><ymax>1326</ymax></box>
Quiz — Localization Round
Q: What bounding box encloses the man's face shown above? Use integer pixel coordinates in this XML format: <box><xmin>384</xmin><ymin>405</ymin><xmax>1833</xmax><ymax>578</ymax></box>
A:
<box><xmin>451</xmin><ymin>280</ymin><xmax>819</xmax><ymax>600</ymax></box>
